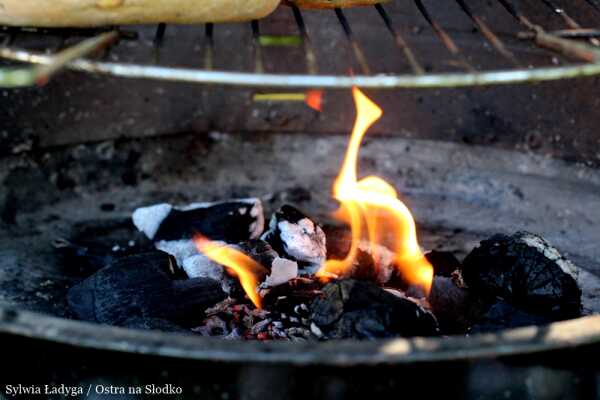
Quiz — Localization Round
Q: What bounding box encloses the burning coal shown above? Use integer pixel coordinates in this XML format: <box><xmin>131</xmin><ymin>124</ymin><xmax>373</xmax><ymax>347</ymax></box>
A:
<box><xmin>191</xmin><ymin>87</ymin><xmax>434</xmax><ymax>306</ymax></box>
<box><xmin>316</xmin><ymin>87</ymin><xmax>433</xmax><ymax>294</ymax></box>
<box><xmin>194</xmin><ymin>235</ymin><xmax>267</xmax><ymax>308</ymax></box>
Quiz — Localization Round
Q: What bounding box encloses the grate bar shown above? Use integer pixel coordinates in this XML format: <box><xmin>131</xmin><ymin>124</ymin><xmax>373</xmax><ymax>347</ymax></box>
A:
<box><xmin>3</xmin><ymin>46</ymin><xmax>600</xmax><ymax>88</ymax></box>
<box><xmin>496</xmin><ymin>0</ymin><xmax>536</xmax><ymax>29</ymax></box>
<box><xmin>204</xmin><ymin>23</ymin><xmax>214</xmax><ymax>70</ymax></box>
<box><xmin>0</xmin><ymin>31</ymin><xmax>118</xmax><ymax>87</ymax></box>
<box><xmin>413</xmin><ymin>0</ymin><xmax>475</xmax><ymax>71</ymax></box>
<box><xmin>291</xmin><ymin>5</ymin><xmax>318</xmax><ymax>75</ymax></box>
<box><xmin>2</xmin><ymin>1</ymin><xmax>600</xmax><ymax>89</ymax></box>
<box><xmin>375</xmin><ymin>4</ymin><xmax>424</xmax><ymax>74</ymax></box>
<box><xmin>334</xmin><ymin>8</ymin><xmax>371</xmax><ymax>75</ymax></box>
<box><xmin>454</xmin><ymin>0</ymin><xmax>520</xmax><ymax>67</ymax></box>
<box><xmin>153</xmin><ymin>23</ymin><xmax>166</xmax><ymax>64</ymax></box>
<box><xmin>539</xmin><ymin>0</ymin><xmax>600</xmax><ymax>46</ymax></box>
<box><xmin>251</xmin><ymin>20</ymin><xmax>264</xmax><ymax>73</ymax></box>
<box><xmin>496</xmin><ymin>0</ymin><xmax>600</xmax><ymax>62</ymax></box>
<box><xmin>584</xmin><ymin>0</ymin><xmax>600</xmax><ymax>13</ymax></box>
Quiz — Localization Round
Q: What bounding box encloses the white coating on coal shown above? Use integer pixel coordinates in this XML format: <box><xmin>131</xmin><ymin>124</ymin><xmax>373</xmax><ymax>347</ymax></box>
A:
<box><xmin>182</xmin><ymin>254</ymin><xmax>225</xmax><ymax>282</ymax></box>
<box><xmin>249</xmin><ymin>200</ymin><xmax>264</xmax><ymax>239</ymax></box>
<box><xmin>133</xmin><ymin>198</ymin><xmax>264</xmax><ymax>240</ymax></box>
<box><xmin>519</xmin><ymin>232</ymin><xmax>579</xmax><ymax>279</ymax></box>
<box><xmin>263</xmin><ymin>257</ymin><xmax>298</xmax><ymax>287</ymax></box>
<box><xmin>155</xmin><ymin>239</ymin><xmax>199</xmax><ymax>267</ymax></box>
<box><xmin>132</xmin><ymin>203</ymin><xmax>172</xmax><ymax>239</ymax></box>
<box><xmin>176</xmin><ymin>197</ymin><xmax>260</xmax><ymax>211</ymax></box>
<box><xmin>278</xmin><ymin>218</ymin><xmax>326</xmax><ymax>266</ymax></box>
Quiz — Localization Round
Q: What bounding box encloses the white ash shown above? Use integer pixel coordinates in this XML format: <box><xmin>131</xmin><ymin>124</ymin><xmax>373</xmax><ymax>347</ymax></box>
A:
<box><xmin>279</xmin><ymin>219</ymin><xmax>326</xmax><ymax>267</ymax></box>
<box><xmin>250</xmin><ymin>318</ymin><xmax>272</xmax><ymax>335</ymax></box>
<box><xmin>182</xmin><ymin>254</ymin><xmax>225</xmax><ymax>281</ymax></box>
<box><xmin>262</xmin><ymin>206</ymin><xmax>326</xmax><ymax>272</ymax></box>
<box><xmin>132</xmin><ymin>203</ymin><xmax>172</xmax><ymax>240</ymax></box>
<box><xmin>155</xmin><ymin>239</ymin><xmax>199</xmax><ymax>267</ymax></box>
<box><xmin>248</xmin><ymin>199</ymin><xmax>265</xmax><ymax>239</ymax></box>
<box><xmin>310</xmin><ymin>322</ymin><xmax>324</xmax><ymax>338</ymax></box>
<box><xmin>263</xmin><ymin>258</ymin><xmax>299</xmax><ymax>288</ymax></box>
<box><xmin>519</xmin><ymin>232</ymin><xmax>578</xmax><ymax>279</ymax></box>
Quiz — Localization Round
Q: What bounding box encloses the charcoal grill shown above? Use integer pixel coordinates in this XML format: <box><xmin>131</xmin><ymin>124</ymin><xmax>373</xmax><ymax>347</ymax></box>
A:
<box><xmin>1</xmin><ymin>1</ymin><xmax>600</xmax><ymax>399</ymax></box>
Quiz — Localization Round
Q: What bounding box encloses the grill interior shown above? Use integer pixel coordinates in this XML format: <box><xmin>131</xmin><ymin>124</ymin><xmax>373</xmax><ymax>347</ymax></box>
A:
<box><xmin>2</xmin><ymin>0</ymin><xmax>600</xmax><ymax>88</ymax></box>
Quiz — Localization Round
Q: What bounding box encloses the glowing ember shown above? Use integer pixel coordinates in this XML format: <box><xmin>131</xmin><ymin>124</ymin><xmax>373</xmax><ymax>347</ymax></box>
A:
<box><xmin>305</xmin><ymin>90</ymin><xmax>324</xmax><ymax>112</ymax></box>
<box><xmin>317</xmin><ymin>87</ymin><xmax>433</xmax><ymax>293</ymax></box>
<box><xmin>193</xmin><ymin>235</ymin><xmax>267</xmax><ymax>308</ymax></box>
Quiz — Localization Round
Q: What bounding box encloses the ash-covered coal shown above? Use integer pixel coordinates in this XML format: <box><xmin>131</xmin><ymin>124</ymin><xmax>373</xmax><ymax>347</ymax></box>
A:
<box><xmin>261</xmin><ymin>205</ymin><xmax>326</xmax><ymax>273</ymax></box>
<box><xmin>461</xmin><ymin>231</ymin><xmax>582</xmax><ymax>320</ymax></box>
<box><xmin>132</xmin><ymin>198</ymin><xmax>264</xmax><ymax>242</ymax></box>
<box><xmin>311</xmin><ymin>279</ymin><xmax>438</xmax><ymax>339</ymax></box>
<box><xmin>67</xmin><ymin>251</ymin><xmax>227</xmax><ymax>330</ymax></box>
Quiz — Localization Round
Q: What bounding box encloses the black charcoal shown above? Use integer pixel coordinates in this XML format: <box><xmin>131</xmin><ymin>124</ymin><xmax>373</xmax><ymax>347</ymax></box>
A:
<box><xmin>132</xmin><ymin>198</ymin><xmax>264</xmax><ymax>242</ymax></box>
<box><xmin>311</xmin><ymin>279</ymin><xmax>438</xmax><ymax>339</ymax></box>
<box><xmin>237</xmin><ymin>239</ymin><xmax>279</xmax><ymax>268</ymax></box>
<box><xmin>350</xmin><ymin>241</ymin><xmax>395</xmax><ymax>284</ymax></box>
<box><xmin>67</xmin><ymin>251</ymin><xmax>227</xmax><ymax>328</ymax></box>
<box><xmin>461</xmin><ymin>231</ymin><xmax>582</xmax><ymax>319</ymax></box>
<box><xmin>261</xmin><ymin>205</ymin><xmax>326</xmax><ymax>271</ymax></box>
<box><xmin>470</xmin><ymin>301</ymin><xmax>551</xmax><ymax>333</ymax></box>
<box><xmin>428</xmin><ymin>276</ymin><xmax>485</xmax><ymax>334</ymax></box>
<box><xmin>426</xmin><ymin>250</ymin><xmax>461</xmax><ymax>277</ymax></box>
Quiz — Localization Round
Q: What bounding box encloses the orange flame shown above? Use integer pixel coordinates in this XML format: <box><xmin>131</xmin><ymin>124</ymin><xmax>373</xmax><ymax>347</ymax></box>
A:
<box><xmin>305</xmin><ymin>90</ymin><xmax>324</xmax><ymax>112</ymax></box>
<box><xmin>317</xmin><ymin>87</ymin><xmax>433</xmax><ymax>294</ymax></box>
<box><xmin>193</xmin><ymin>235</ymin><xmax>267</xmax><ymax>308</ymax></box>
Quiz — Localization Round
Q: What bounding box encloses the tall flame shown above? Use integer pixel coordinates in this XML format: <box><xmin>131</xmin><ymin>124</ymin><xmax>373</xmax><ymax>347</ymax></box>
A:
<box><xmin>194</xmin><ymin>235</ymin><xmax>267</xmax><ymax>308</ymax></box>
<box><xmin>317</xmin><ymin>87</ymin><xmax>433</xmax><ymax>293</ymax></box>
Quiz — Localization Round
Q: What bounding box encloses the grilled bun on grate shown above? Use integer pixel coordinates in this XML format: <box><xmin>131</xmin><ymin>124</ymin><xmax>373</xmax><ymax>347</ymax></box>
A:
<box><xmin>0</xmin><ymin>0</ymin><xmax>281</xmax><ymax>27</ymax></box>
<box><xmin>284</xmin><ymin>0</ymin><xmax>387</xmax><ymax>8</ymax></box>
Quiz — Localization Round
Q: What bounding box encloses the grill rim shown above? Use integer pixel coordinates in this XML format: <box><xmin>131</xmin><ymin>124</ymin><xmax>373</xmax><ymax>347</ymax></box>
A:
<box><xmin>1</xmin><ymin>307</ymin><xmax>599</xmax><ymax>366</ymax></box>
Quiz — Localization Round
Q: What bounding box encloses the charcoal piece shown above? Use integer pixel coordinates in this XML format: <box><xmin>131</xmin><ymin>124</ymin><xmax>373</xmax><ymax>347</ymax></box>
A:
<box><xmin>237</xmin><ymin>239</ymin><xmax>279</xmax><ymax>269</ymax></box>
<box><xmin>182</xmin><ymin>254</ymin><xmax>225</xmax><ymax>281</ymax></box>
<box><xmin>311</xmin><ymin>279</ymin><xmax>438</xmax><ymax>339</ymax></box>
<box><xmin>67</xmin><ymin>251</ymin><xmax>227</xmax><ymax>329</ymax></box>
<box><xmin>155</xmin><ymin>239</ymin><xmax>200</xmax><ymax>267</ymax></box>
<box><xmin>261</xmin><ymin>205</ymin><xmax>326</xmax><ymax>271</ymax></box>
<box><xmin>470</xmin><ymin>301</ymin><xmax>551</xmax><ymax>333</ymax></box>
<box><xmin>132</xmin><ymin>198</ymin><xmax>264</xmax><ymax>242</ymax></box>
<box><xmin>351</xmin><ymin>241</ymin><xmax>395</xmax><ymax>284</ymax></box>
<box><xmin>461</xmin><ymin>231</ymin><xmax>581</xmax><ymax>319</ymax></box>
<box><xmin>426</xmin><ymin>250</ymin><xmax>461</xmax><ymax>277</ymax></box>
<box><xmin>263</xmin><ymin>258</ymin><xmax>298</xmax><ymax>288</ymax></box>
<box><xmin>428</xmin><ymin>276</ymin><xmax>485</xmax><ymax>334</ymax></box>
<box><xmin>262</xmin><ymin>278</ymin><xmax>323</xmax><ymax>313</ymax></box>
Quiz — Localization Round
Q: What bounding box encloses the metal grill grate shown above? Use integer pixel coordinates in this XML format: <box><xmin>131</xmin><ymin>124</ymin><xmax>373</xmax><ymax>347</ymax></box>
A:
<box><xmin>1</xmin><ymin>0</ymin><xmax>600</xmax><ymax>88</ymax></box>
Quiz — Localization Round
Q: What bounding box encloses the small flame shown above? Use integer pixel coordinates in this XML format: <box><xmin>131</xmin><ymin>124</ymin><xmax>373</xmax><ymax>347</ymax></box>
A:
<box><xmin>194</xmin><ymin>235</ymin><xmax>267</xmax><ymax>308</ymax></box>
<box><xmin>305</xmin><ymin>90</ymin><xmax>324</xmax><ymax>112</ymax></box>
<box><xmin>317</xmin><ymin>87</ymin><xmax>433</xmax><ymax>294</ymax></box>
